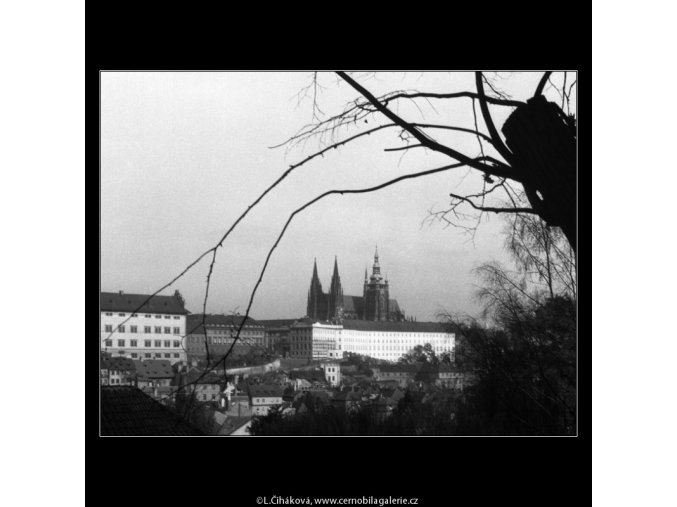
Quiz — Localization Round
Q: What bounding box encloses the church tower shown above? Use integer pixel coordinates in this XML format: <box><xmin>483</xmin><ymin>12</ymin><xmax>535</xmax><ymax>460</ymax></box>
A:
<box><xmin>307</xmin><ymin>258</ymin><xmax>328</xmax><ymax>320</ymax></box>
<box><xmin>363</xmin><ymin>246</ymin><xmax>390</xmax><ymax>321</ymax></box>
<box><xmin>327</xmin><ymin>256</ymin><xmax>344</xmax><ymax>321</ymax></box>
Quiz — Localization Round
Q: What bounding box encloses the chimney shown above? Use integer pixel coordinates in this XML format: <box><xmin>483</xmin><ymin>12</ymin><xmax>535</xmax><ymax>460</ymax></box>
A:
<box><xmin>119</xmin><ymin>290</ymin><xmax>124</xmax><ymax>295</ymax></box>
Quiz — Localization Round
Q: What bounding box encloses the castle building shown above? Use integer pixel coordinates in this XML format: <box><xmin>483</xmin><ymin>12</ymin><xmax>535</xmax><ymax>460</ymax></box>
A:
<box><xmin>288</xmin><ymin>318</ymin><xmax>454</xmax><ymax>363</ymax></box>
<box><xmin>306</xmin><ymin>247</ymin><xmax>405</xmax><ymax>322</ymax></box>
<box><xmin>100</xmin><ymin>290</ymin><xmax>188</xmax><ymax>364</ymax></box>
<box><xmin>185</xmin><ymin>314</ymin><xmax>265</xmax><ymax>361</ymax></box>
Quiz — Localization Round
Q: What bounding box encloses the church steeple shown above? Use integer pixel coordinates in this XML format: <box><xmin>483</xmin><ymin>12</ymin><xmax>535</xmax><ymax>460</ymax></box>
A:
<box><xmin>328</xmin><ymin>255</ymin><xmax>344</xmax><ymax>321</ymax></box>
<box><xmin>307</xmin><ymin>258</ymin><xmax>327</xmax><ymax>320</ymax></box>
<box><xmin>371</xmin><ymin>245</ymin><xmax>382</xmax><ymax>280</ymax></box>
<box><xmin>364</xmin><ymin>247</ymin><xmax>389</xmax><ymax>321</ymax></box>
<box><xmin>332</xmin><ymin>256</ymin><xmax>340</xmax><ymax>282</ymax></box>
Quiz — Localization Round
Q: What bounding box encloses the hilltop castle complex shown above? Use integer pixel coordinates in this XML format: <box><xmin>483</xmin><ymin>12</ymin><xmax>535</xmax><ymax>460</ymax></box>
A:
<box><xmin>101</xmin><ymin>248</ymin><xmax>454</xmax><ymax>367</ymax></box>
<box><xmin>294</xmin><ymin>247</ymin><xmax>454</xmax><ymax>362</ymax></box>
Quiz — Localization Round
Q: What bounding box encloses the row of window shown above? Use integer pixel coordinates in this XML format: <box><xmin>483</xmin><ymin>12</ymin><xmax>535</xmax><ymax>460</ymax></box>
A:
<box><xmin>105</xmin><ymin>339</ymin><xmax>181</xmax><ymax>348</ymax></box>
<box><xmin>292</xmin><ymin>343</ymin><xmax>311</xmax><ymax>350</ymax></box>
<box><xmin>104</xmin><ymin>325</ymin><xmax>181</xmax><ymax>334</ymax></box>
<box><xmin>345</xmin><ymin>343</ymin><xmax>449</xmax><ymax>352</ymax></box>
<box><xmin>130</xmin><ymin>352</ymin><xmax>180</xmax><ymax>359</ymax></box>
<box><xmin>209</xmin><ymin>330</ymin><xmax>259</xmax><ymax>336</ymax></box>
<box><xmin>104</xmin><ymin>312</ymin><xmax>181</xmax><ymax>320</ymax></box>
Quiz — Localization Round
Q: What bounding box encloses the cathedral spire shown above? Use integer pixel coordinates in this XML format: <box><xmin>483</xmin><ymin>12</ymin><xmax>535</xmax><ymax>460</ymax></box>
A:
<box><xmin>372</xmin><ymin>246</ymin><xmax>381</xmax><ymax>278</ymax></box>
<box><xmin>312</xmin><ymin>257</ymin><xmax>319</xmax><ymax>280</ymax></box>
<box><xmin>328</xmin><ymin>255</ymin><xmax>344</xmax><ymax>321</ymax></box>
<box><xmin>307</xmin><ymin>258</ymin><xmax>326</xmax><ymax>320</ymax></box>
<box><xmin>332</xmin><ymin>255</ymin><xmax>339</xmax><ymax>279</ymax></box>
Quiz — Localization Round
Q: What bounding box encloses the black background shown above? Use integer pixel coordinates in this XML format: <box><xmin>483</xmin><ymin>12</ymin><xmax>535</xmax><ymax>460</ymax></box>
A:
<box><xmin>88</xmin><ymin>8</ymin><xmax>590</xmax><ymax>505</ymax></box>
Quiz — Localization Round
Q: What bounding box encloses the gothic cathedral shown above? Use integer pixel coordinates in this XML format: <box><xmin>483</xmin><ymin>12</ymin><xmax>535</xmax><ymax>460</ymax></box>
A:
<box><xmin>306</xmin><ymin>247</ymin><xmax>405</xmax><ymax>323</ymax></box>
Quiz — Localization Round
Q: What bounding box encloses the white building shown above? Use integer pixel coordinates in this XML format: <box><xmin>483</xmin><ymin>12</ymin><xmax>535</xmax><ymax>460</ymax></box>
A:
<box><xmin>248</xmin><ymin>385</ymin><xmax>284</xmax><ymax>416</ymax></box>
<box><xmin>100</xmin><ymin>356</ymin><xmax>136</xmax><ymax>386</ymax></box>
<box><xmin>339</xmin><ymin>319</ymin><xmax>455</xmax><ymax>362</ymax></box>
<box><xmin>185</xmin><ymin>313</ymin><xmax>266</xmax><ymax>360</ymax></box>
<box><xmin>320</xmin><ymin>360</ymin><xmax>342</xmax><ymax>386</ymax></box>
<box><xmin>289</xmin><ymin>318</ymin><xmax>454</xmax><ymax>363</ymax></box>
<box><xmin>100</xmin><ymin>290</ymin><xmax>189</xmax><ymax>365</ymax></box>
<box><xmin>289</xmin><ymin>320</ymin><xmax>342</xmax><ymax>360</ymax></box>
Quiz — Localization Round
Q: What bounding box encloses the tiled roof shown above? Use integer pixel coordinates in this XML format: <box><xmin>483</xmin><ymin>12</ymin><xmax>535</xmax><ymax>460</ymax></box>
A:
<box><xmin>291</xmin><ymin>317</ymin><xmax>316</xmax><ymax>326</ymax></box>
<box><xmin>186</xmin><ymin>314</ymin><xmax>261</xmax><ymax>334</ymax></box>
<box><xmin>183</xmin><ymin>370</ymin><xmax>224</xmax><ymax>386</ymax></box>
<box><xmin>100</xmin><ymin>292</ymin><xmax>189</xmax><ymax>315</ymax></box>
<box><xmin>256</xmin><ymin>319</ymin><xmax>300</xmax><ymax>328</ymax></box>
<box><xmin>289</xmin><ymin>369</ymin><xmax>325</xmax><ymax>382</ymax></box>
<box><xmin>340</xmin><ymin>296</ymin><xmax>401</xmax><ymax>315</ymax></box>
<box><xmin>249</xmin><ymin>384</ymin><xmax>284</xmax><ymax>398</ymax></box>
<box><xmin>134</xmin><ymin>360</ymin><xmax>174</xmax><ymax>379</ymax></box>
<box><xmin>101</xmin><ymin>386</ymin><xmax>204</xmax><ymax>436</ymax></box>
<box><xmin>342</xmin><ymin>319</ymin><xmax>450</xmax><ymax>333</ymax></box>
<box><xmin>101</xmin><ymin>356</ymin><xmax>136</xmax><ymax>372</ymax></box>
<box><xmin>217</xmin><ymin>416</ymin><xmax>252</xmax><ymax>435</ymax></box>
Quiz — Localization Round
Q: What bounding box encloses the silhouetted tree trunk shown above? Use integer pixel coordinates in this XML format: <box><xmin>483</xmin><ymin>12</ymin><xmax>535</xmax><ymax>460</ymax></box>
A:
<box><xmin>502</xmin><ymin>95</ymin><xmax>577</xmax><ymax>249</ymax></box>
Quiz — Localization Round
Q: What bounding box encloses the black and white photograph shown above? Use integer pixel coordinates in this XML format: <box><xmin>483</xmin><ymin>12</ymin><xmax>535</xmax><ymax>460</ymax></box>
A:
<box><xmin>11</xmin><ymin>3</ymin><xmax>677</xmax><ymax>506</ymax></box>
<box><xmin>99</xmin><ymin>71</ymin><xmax>577</xmax><ymax>437</ymax></box>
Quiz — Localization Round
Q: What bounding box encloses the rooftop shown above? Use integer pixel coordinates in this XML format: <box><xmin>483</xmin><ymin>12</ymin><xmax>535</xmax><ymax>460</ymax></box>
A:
<box><xmin>186</xmin><ymin>314</ymin><xmax>261</xmax><ymax>334</ymax></box>
<box><xmin>249</xmin><ymin>384</ymin><xmax>284</xmax><ymax>398</ymax></box>
<box><xmin>134</xmin><ymin>360</ymin><xmax>174</xmax><ymax>379</ymax></box>
<box><xmin>256</xmin><ymin>319</ymin><xmax>300</xmax><ymax>328</ymax></box>
<box><xmin>101</xmin><ymin>356</ymin><xmax>136</xmax><ymax>372</ymax></box>
<box><xmin>100</xmin><ymin>291</ymin><xmax>188</xmax><ymax>315</ymax></box>
<box><xmin>216</xmin><ymin>416</ymin><xmax>252</xmax><ymax>436</ymax></box>
<box><xmin>101</xmin><ymin>386</ymin><xmax>204</xmax><ymax>436</ymax></box>
<box><xmin>342</xmin><ymin>319</ymin><xmax>450</xmax><ymax>333</ymax></box>
<box><xmin>182</xmin><ymin>370</ymin><xmax>224</xmax><ymax>386</ymax></box>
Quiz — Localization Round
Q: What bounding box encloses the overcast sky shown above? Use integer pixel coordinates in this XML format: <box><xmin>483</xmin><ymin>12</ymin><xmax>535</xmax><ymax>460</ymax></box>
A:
<box><xmin>101</xmin><ymin>71</ymin><xmax>572</xmax><ymax>320</ymax></box>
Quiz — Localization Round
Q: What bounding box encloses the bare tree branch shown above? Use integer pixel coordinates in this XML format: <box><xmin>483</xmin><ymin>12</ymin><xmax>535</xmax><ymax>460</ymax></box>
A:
<box><xmin>379</xmin><ymin>90</ymin><xmax>524</xmax><ymax>108</ymax></box>
<box><xmin>534</xmin><ymin>71</ymin><xmax>553</xmax><ymax>97</ymax></box>
<box><xmin>475</xmin><ymin>72</ymin><xmax>513</xmax><ymax>164</ymax></box>
<box><xmin>337</xmin><ymin>72</ymin><xmax>514</xmax><ymax>179</ymax></box>
<box><xmin>448</xmin><ymin>191</ymin><xmax>538</xmax><ymax>215</ymax></box>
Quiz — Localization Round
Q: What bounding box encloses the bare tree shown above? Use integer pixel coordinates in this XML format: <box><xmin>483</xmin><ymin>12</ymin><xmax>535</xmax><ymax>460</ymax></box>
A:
<box><xmin>503</xmin><ymin>211</ymin><xmax>577</xmax><ymax>300</ymax></box>
<box><xmin>281</xmin><ymin>71</ymin><xmax>576</xmax><ymax>249</ymax></box>
<box><xmin>101</xmin><ymin>72</ymin><xmax>577</xmax><ymax>425</ymax></box>
<box><xmin>438</xmin><ymin>205</ymin><xmax>576</xmax><ymax>434</ymax></box>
